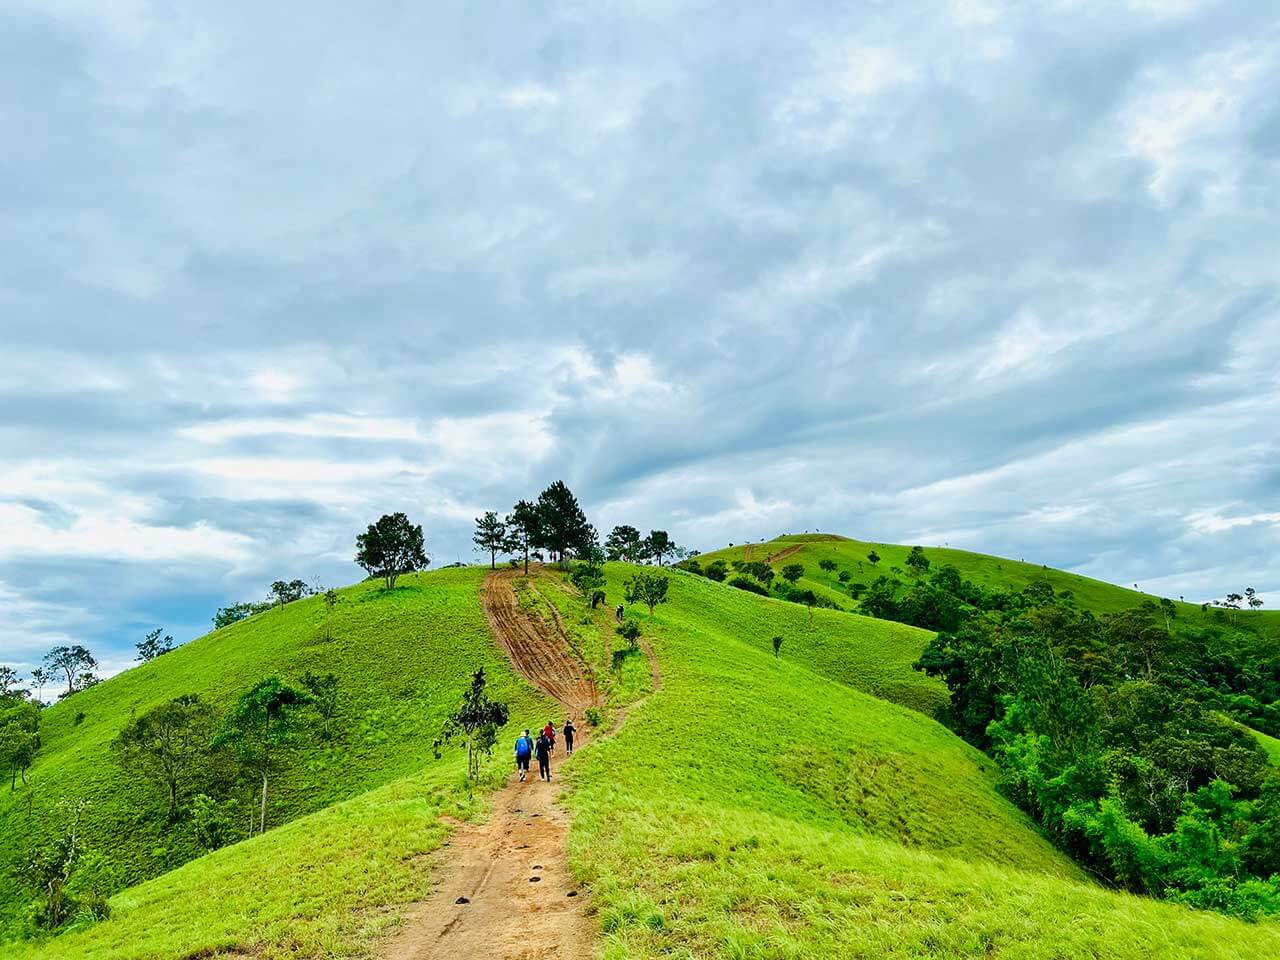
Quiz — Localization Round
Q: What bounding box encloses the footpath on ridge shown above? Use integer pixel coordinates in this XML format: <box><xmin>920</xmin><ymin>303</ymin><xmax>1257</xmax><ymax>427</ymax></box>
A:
<box><xmin>383</xmin><ymin>568</ymin><xmax>630</xmax><ymax>960</ymax></box>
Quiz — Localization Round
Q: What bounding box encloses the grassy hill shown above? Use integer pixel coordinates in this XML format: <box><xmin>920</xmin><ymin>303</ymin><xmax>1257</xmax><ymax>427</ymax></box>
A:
<box><xmin>702</xmin><ymin>534</ymin><xmax>1280</xmax><ymax>630</ymax></box>
<box><xmin>568</xmin><ymin>565</ymin><xmax>1280</xmax><ymax>958</ymax></box>
<box><xmin>0</xmin><ymin>567</ymin><xmax>553</xmax><ymax>949</ymax></box>
<box><xmin>6</xmin><ymin>553</ymin><xmax>1280</xmax><ymax>958</ymax></box>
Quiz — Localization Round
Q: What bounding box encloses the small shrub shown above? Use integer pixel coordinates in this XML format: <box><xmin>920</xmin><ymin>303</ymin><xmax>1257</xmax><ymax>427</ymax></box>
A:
<box><xmin>584</xmin><ymin>707</ymin><xmax>603</xmax><ymax>727</ymax></box>
<box><xmin>729</xmin><ymin>576</ymin><xmax>768</xmax><ymax>596</ymax></box>
<box><xmin>837</xmin><ymin>570</ymin><xmax>851</xmax><ymax>583</ymax></box>
<box><xmin>705</xmin><ymin>559</ymin><xmax>728</xmax><ymax>582</ymax></box>
<box><xmin>616</xmin><ymin>620</ymin><xmax>641</xmax><ymax>650</ymax></box>
<box><xmin>73</xmin><ymin>711</ymin><xmax>86</xmax><ymax>726</ymax></box>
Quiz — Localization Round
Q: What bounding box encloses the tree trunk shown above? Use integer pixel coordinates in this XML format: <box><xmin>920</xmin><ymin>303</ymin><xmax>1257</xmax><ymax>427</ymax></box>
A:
<box><xmin>169</xmin><ymin>779</ymin><xmax>178</xmax><ymax>819</ymax></box>
<box><xmin>490</xmin><ymin>549</ymin><xmax>496</xmax><ymax>570</ymax></box>
<box><xmin>259</xmin><ymin>769</ymin><xmax>269</xmax><ymax>834</ymax></box>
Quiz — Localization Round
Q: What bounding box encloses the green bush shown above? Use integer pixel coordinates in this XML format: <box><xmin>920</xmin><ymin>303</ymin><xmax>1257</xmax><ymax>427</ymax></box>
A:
<box><xmin>729</xmin><ymin>576</ymin><xmax>768</xmax><ymax>596</ymax></box>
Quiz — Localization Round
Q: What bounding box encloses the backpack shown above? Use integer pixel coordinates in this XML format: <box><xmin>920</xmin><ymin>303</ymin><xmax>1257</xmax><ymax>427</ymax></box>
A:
<box><xmin>516</xmin><ymin>736</ymin><xmax>531</xmax><ymax>758</ymax></box>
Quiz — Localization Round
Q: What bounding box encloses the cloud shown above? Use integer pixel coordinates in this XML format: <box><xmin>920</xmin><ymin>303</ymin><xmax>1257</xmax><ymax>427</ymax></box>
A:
<box><xmin>1</xmin><ymin>0</ymin><xmax>1279</xmax><ymax>673</ymax></box>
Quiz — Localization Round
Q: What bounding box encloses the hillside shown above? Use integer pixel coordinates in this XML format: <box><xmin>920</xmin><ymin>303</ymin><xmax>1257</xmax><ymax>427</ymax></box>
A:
<box><xmin>6</xmin><ymin>558</ymin><xmax>1280</xmax><ymax>958</ymax></box>
<box><xmin>0</xmin><ymin>568</ymin><xmax>553</xmax><ymax>944</ymax></box>
<box><xmin>701</xmin><ymin>534</ymin><xmax>1280</xmax><ymax>629</ymax></box>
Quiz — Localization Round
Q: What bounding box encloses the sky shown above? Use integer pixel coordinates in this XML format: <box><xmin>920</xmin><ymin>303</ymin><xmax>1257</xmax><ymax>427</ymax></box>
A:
<box><xmin>1</xmin><ymin>0</ymin><xmax>1278</xmax><ymax>683</ymax></box>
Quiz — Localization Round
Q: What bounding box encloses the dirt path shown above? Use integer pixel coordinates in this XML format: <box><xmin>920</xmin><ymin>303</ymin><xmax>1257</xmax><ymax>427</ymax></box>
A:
<box><xmin>764</xmin><ymin>543</ymin><xmax>804</xmax><ymax>564</ymax></box>
<box><xmin>381</xmin><ymin>570</ymin><xmax>602</xmax><ymax>960</ymax></box>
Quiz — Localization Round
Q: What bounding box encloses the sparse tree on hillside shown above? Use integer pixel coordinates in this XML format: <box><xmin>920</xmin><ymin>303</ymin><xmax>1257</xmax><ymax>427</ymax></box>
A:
<box><xmin>625</xmin><ymin>571</ymin><xmax>670</xmax><ymax>615</ymax></box>
<box><xmin>781</xmin><ymin>563</ymin><xmax>805</xmax><ymax>585</ymax></box>
<box><xmin>819</xmin><ymin>559</ymin><xmax>837</xmax><ymax>574</ymax></box>
<box><xmin>355</xmin><ymin>513</ymin><xmax>429</xmax><ymax>590</ymax></box>
<box><xmin>113</xmin><ymin>694</ymin><xmax>216</xmax><ymax>819</ymax></box>
<box><xmin>867</xmin><ymin>550</ymin><xmax>881</xmax><ymax>566</ymax></box>
<box><xmin>301</xmin><ymin>672</ymin><xmax>340</xmax><ymax>740</ymax></box>
<box><xmin>772</xmin><ymin>635</ymin><xmax>783</xmax><ymax>658</ymax></box>
<box><xmin>644</xmin><ymin>530</ymin><xmax>675</xmax><ymax>566</ymax></box>
<box><xmin>616</xmin><ymin>619</ymin><xmax>641</xmax><ymax>651</ymax></box>
<box><xmin>705</xmin><ymin>559</ymin><xmax>728</xmax><ymax>582</ymax></box>
<box><xmin>434</xmin><ymin>668</ymin><xmax>509</xmax><ymax>780</ymax></box>
<box><xmin>0</xmin><ymin>699</ymin><xmax>40</xmax><ymax>790</ymax></box>
<box><xmin>1246</xmin><ymin>587</ymin><xmax>1264</xmax><ymax>611</ymax></box>
<box><xmin>29</xmin><ymin>667</ymin><xmax>49</xmax><ymax>704</ymax></box>
<box><xmin>1159</xmin><ymin>598</ymin><xmax>1177</xmax><ymax>635</ymax></box>
<box><xmin>0</xmin><ymin>666</ymin><xmax>19</xmax><ymax>699</ymax></box>
<box><xmin>837</xmin><ymin>569</ymin><xmax>851</xmax><ymax>583</ymax></box>
<box><xmin>504</xmin><ymin>499</ymin><xmax>541</xmax><ymax>575</ymax></box>
<box><xmin>215</xmin><ymin>678</ymin><xmax>314</xmax><ymax>834</ymax></box>
<box><xmin>473</xmin><ymin>511</ymin><xmax>507</xmax><ymax>569</ymax></box>
<box><xmin>43</xmin><ymin>645</ymin><xmax>98</xmax><ymax>698</ymax></box>
<box><xmin>605</xmin><ymin>525</ymin><xmax>644</xmax><ymax>563</ymax></box>
<box><xmin>322</xmin><ymin>589</ymin><xmax>341</xmax><ymax>640</ymax></box>
<box><xmin>906</xmin><ymin>546</ymin><xmax>930</xmax><ymax>578</ymax></box>
<box><xmin>535</xmin><ymin>481</ymin><xmax>593</xmax><ymax>565</ymax></box>
<box><xmin>270</xmin><ymin>580</ymin><xmax>309</xmax><ymax>608</ymax></box>
<box><xmin>135</xmin><ymin>628</ymin><xmax>175</xmax><ymax>663</ymax></box>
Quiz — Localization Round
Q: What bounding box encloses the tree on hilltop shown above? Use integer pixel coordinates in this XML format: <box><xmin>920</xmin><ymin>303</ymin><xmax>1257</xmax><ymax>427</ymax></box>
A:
<box><xmin>355</xmin><ymin>512</ymin><xmax>428</xmax><ymax>590</ymax></box>
<box><xmin>535</xmin><ymin>481</ymin><xmax>593</xmax><ymax>565</ymax></box>
<box><xmin>504</xmin><ymin>500</ymin><xmax>541</xmax><ymax>575</ymax></box>
<box><xmin>270</xmin><ymin>580</ymin><xmax>309</xmax><ymax>608</ymax></box>
<box><xmin>473</xmin><ymin>511</ymin><xmax>507</xmax><ymax>569</ymax></box>
<box><xmin>605</xmin><ymin>525</ymin><xmax>644</xmax><ymax>562</ymax></box>
<box><xmin>644</xmin><ymin>530</ymin><xmax>675</xmax><ymax>566</ymax></box>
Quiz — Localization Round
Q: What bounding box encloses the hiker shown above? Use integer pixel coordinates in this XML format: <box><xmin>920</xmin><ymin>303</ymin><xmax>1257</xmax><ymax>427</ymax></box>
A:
<box><xmin>615</xmin><ymin>603</ymin><xmax>624</xmax><ymax>623</ymax></box>
<box><xmin>543</xmin><ymin>721</ymin><xmax>557</xmax><ymax>753</ymax></box>
<box><xmin>514</xmin><ymin>729</ymin><xmax>533</xmax><ymax>781</ymax></box>
<box><xmin>563</xmin><ymin>718</ymin><xmax>576</xmax><ymax>755</ymax></box>
<box><xmin>535</xmin><ymin>730</ymin><xmax>553</xmax><ymax>782</ymax></box>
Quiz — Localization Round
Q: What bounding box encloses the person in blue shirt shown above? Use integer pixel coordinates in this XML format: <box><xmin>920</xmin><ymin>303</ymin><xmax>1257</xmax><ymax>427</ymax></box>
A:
<box><xmin>514</xmin><ymin>729</ymin><xmax>533</xmax><ymax>781</ymax></box>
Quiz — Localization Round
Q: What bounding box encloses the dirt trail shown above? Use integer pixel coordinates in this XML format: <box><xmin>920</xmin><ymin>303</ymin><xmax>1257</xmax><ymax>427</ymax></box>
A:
<box><xmin>764</xmin><ymin>543</ymin><xmax>804</xmax><ymax>564</ymax></box>
<box><xmin>381</xmin><ymin>570</ymin><xmax>603</xmax><ymax>960</ymax></box>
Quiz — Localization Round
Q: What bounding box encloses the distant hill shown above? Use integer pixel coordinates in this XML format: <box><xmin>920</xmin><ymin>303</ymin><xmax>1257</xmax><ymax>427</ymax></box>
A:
<box><xmin>700</xmin><ymin>533</ymin><xmax>1280</xmax><ymax>628</ymax></box>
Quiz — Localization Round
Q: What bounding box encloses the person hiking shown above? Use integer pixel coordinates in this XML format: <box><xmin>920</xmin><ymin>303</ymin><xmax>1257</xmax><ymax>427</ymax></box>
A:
<box><xmin>543</xmin><ymin>721</ymin><xmax>557</xmax><ymax>753</ymax></box>
<box><xmin>535</xmin><ymin>730</ymin><xmax>553</xmax><ymax>782</ymax></box>
<box><xmin>615</xmin><ymin>603</ymin><xmax>624</xmax><ymax>623</ymax></box>
<box><xmin>563</xmin><ymin>718</ymin><xmax>576</xmax><ymax>755</ymax></box>
<box><xmin>514</xmin><ymin>729</ymin><xmax>533</xmax><ymax>781</ymax></box>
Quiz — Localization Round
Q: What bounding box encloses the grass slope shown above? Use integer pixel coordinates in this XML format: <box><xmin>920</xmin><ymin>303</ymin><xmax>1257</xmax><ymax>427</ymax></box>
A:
<box><xmin>703</xmin><ymin>534</ymin><xmax>1280</xmax><ymax>629</ymax></box>
<box><xmin>567</xmin><ymin>565</ymin><xmax>1280</xmax><ymax>958</ymax></box>
<box><xmin>0</xmin><ymin>567</ymin><xmax>552</xmax><ymax>948</ymax></box>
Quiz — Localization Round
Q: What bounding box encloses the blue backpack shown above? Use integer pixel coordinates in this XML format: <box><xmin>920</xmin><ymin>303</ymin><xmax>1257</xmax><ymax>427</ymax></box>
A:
<box><xmin>515</xmin><ymin>736</ymin><xmax>532</xmax><ymax>759</ymax></box>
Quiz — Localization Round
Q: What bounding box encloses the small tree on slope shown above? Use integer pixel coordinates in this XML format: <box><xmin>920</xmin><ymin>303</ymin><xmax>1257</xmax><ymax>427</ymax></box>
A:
<box><xmin>113</xmin><ymin>694</ymin><xmax>216</xmax><ymax>819</ymax></box>
<box><xmin>625</xmin><ymin>571</ymin><xmax>670</xmax><ymax>615</ymax></box>
<box><xmin>215</xmin><ymin>677</ymin><xmax>314</xmax><ymax>835</ymax></box>
<box><xmin>434</xmin><ymin>668</ymin><xmax>509</xmax><ymax>780</ymax></box>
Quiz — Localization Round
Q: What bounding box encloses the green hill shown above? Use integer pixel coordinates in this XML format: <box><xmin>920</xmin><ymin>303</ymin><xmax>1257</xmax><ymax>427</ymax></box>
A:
<box><xmin>6</xmin><ymin>553</ymin><xmax>1280</xmax><ymax>958</ymax></box>
<box><xmin>0</xmin><ymin>567</ymin><xmax>553</xmax><ymax>947</ymax></box>
<box><xmin>702</xmin><ymin>533</ymin><xmax>1280</xmax><ymax>629</ymax></box>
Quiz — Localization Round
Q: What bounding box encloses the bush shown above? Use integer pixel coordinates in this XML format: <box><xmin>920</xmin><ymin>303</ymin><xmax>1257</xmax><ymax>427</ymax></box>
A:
<box><xmin>729</xmin><ymin>576</ymin><xmax>768</xmax><ymax>597</ymax></box>
<box><xmin>585</xmin><ymin>707</ymin><xmax>602</xmax><ymax>727</ymax></box>
<box><xmin>616</xmin><ymin>621</ymin><xmax>641</xmax><ymax>650</ymax></box>
<box><xmin>705</xmin><ymin>559</ymin><xmax>728</xmax><ymax>582</ymax></box>
<box><xmin>837</xmin><ymin>570</ymin><xmax>851</xmax><ymax>583</ymax></box>
<box><xmin>191</xmin><ymin>794</ymin><xmax>240</xmax><ymax>852</ymax></box>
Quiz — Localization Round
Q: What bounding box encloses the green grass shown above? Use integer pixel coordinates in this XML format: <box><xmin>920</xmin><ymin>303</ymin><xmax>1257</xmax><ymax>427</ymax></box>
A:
<box><xmin>703</xmin><ymin>535</ymin><xmax>1280</xmax><ymax>629</ymax></box>
<box><xmin>1248</xmin><ymin>726</ymin><xmax>1280</xmax><ymax>765</ymax></box>
<box><xmin>566</xmin><ymin>564</ymin><xmax>1280</xmax><ymax>958</ymax></box>
<box><xmin>1</xmin><ymin>567</ymin><xmax>552</xmax><ymax>949</ymax></box>
<box><xmin>9</xmin><ymin>548</ymin><xmax>1280</xmax><ymax>959</ymax></box>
